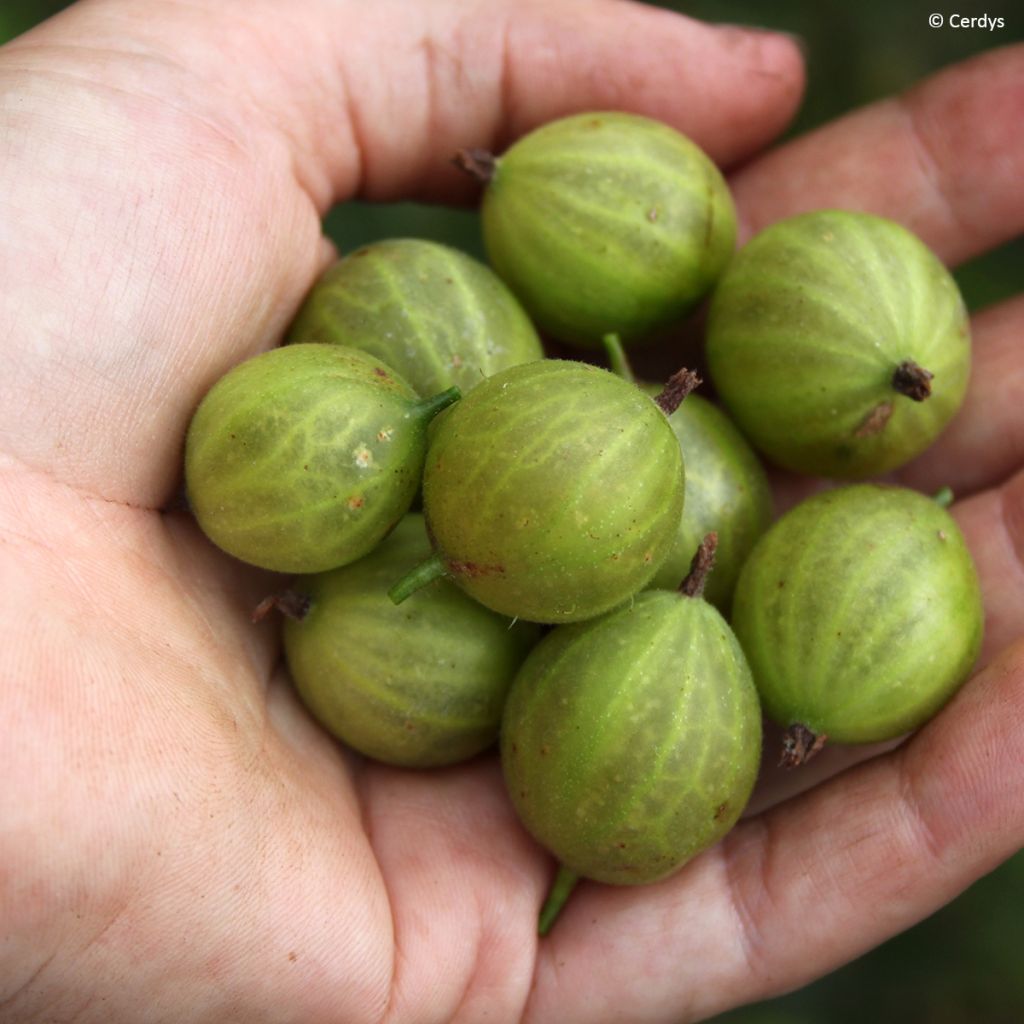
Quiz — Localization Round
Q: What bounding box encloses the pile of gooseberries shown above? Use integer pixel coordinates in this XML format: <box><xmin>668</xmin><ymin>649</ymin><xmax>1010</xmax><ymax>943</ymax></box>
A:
<box><xmin>183</xmin><ymin>111</ymin><xmax>982</xmax><ymax>933</ymax></box>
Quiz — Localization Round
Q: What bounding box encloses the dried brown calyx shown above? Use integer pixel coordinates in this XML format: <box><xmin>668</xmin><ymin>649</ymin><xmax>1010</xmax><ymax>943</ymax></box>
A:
<box><xmin>779</xmin><ymin>723</ymin><xmax>828</xmax><ymax>768</ymax></box>
<box><xmin>679</xmin><ymin>533</ymin><xmax>718</xmax><ymax>599</ymax></box>
<box><xmin>654</xmin><ymin>368</ymin><xmax>702</xmax><ymax>416</ymax></box>
<box><xmin>892</xmin><ymin>360</ymin><xmax>934</xmax><ymax>401</ymax></box>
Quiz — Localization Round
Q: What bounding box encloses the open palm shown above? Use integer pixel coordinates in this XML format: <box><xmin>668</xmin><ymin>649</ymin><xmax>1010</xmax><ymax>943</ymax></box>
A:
<box><xmin>1</xmin><ymin>2</ymin><xmax>1022</xmax><ymax>1022</ymax></box>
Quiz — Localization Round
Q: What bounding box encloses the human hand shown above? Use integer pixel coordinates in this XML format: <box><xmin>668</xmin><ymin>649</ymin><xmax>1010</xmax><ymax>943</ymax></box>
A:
<box><xmin>0</xmin><ymin>2</ymin><xmax>1019</xmax><ymax>1023</ymax></box>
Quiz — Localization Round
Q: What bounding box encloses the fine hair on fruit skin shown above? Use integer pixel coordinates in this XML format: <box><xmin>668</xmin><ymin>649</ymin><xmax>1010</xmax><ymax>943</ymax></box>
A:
<box><xmin>184</xmin><ymin>343</ymin><xmax>459</xmax><ymax>574</ymax></box>
<box><xmin>706</xmin><ymin>209</ymin><xmax>971</xmax><ymax>479</ymax></box>
<box><xmin>280</xmin><ymin>515</ymin><xmax>541</xmax><ymax>769</ymax></box>
<box><xmin>286</xmin><ymin>237</ymin><xmax>543</xmax><ymax>397</ymax></box>
<box><xmin>460</xmin><ymin>111</ymin><xmax>737</xmax><ymax>348</ymax></box>
<box><xmin>390</xmin><ymin>358</ymin><xmax>688</xmax><ymax>624</ymax></box>
<box><xmin>730</xmin><ymin>483</ymin><xmax>984</xmax><ymax>765</ymax></box>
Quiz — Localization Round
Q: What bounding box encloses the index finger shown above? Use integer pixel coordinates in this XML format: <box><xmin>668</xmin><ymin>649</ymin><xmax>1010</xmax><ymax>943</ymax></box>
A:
<box><xmin>730</xmin><ymin>44</ymin><xmax>1024</xmax><ymax>262</ymax></box>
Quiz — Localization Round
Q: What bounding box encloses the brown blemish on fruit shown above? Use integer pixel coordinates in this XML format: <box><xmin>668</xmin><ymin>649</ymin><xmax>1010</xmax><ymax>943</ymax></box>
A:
<box><xmin>892</xmin><ymin>360</ymin><xmax>934</xmax><ymax>401</ymax></box>
<box><xmin>714</xmin><ymin>801</ymin><xmax>730</xmax><ymax>821</ymax></box>
<box><xmin>347</xmin><ymin>495</ymin><xmax>364</xmax><ymax>510</ymax></box>
<box><xmin>373</xmin><ymin>366</ymin><xmax>391</xmax><ymax>382</ymax></box>
<box><xmin>647</xmin><ymin>207</ymin><xmax>659</xmax><ymax>223</ymax></box>
<box><xmin>779</xmin><ymin>723</ymin><xmax>827</xmax><ymax>768</ymax></box>
<box><xmin>855</xmin><ymin>401</ymin><xmax>894</xmax><ymax>437</ymax></box>
<box><xmin>938</xmin><ymin>529</ymin><xmax>948</xmax><ymax>541</ymax></box>
<box><xmin>377</xmin><ymin>427</ymin><xmax>393</xmax><ymax>442</ymax></box>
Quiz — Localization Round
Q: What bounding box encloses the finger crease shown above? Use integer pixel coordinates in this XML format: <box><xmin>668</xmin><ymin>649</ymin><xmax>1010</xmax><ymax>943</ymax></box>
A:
<box><xmin>495</xmin><ymin>13</ymin><xmax>516</xmax><ymax>149</ymax></box>
<box><xmin>719</xmin><ymin>818</ymin><xmax>774</xmax><ymax>986</ymax></box>
<box><xmin>335</xmin><ymin>58</ymin><xmax>368</xmax><ymax>199</ymax></box>
<box><xmin>896</xmin><ymin>750</ymin><xmax>946</xmax><ymax>867</ymax></box>
<box><xmin>998</xmin><ymin>477</ymin><xmax>1024</xmax><ymax>582</ymax></box>
<box><xmin>897</xmin><ymin>94</ymin><xmax>969</xmax><ymax>242</ymax></box>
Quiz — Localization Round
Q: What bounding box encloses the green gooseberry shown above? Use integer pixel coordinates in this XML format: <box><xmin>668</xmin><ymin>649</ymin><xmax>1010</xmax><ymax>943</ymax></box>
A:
<box><xmin>650</xmin><ymin>394</ymin><xmax>773</xmax><ymax>610</ymax></box>
<box><xmin>280</xmin><ymin>514</ymin><xmax>541</xmax><ymax>768</ymax></box>
<box><xmin>706</xmin><ymin>209</ymin><xmax>971</xmax><ymax>478</ymax></box>
<box><xmin>731</xmin><ymin>484</ymin><xmax>983</xmax><ymax>765</ymax></box>
<box><xmin>458</xmin><ymin>111</ymin><xmax>737</xmax><ymax>348</ymax></box>
<box><xmin>501</xmin><ymin>537</ymin><xmax>763</xmax><ymax>933</ymax></box>
<box><xmin>184</xmin><ymin>344</ymin><xmax>458</xmax><ymax>573</ymax></box>
<box><xmin>390</xmin><ymin>359</ymin><xmax>690</xmax><ymax>624</ymax></box>
<box><xmin>604</xmin><ymin>334</ymin><xmax>772</xmax><ymax>611</ymax></box>
<box><xmin>287</xmin><ymin>238</ymin><xmax>543</xmax><ymax>396</ymax></box>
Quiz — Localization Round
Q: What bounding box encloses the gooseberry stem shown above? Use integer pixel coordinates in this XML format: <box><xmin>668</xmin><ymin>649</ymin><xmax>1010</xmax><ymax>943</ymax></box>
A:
<box><xmin>680</xmin><ymin>533</ymin><xmax>718</xmax><ymax>599</ymax></box>
<box><xmin>932</xmin><ymin>486</ymin><xmax>954</xmax><ymax>508</ymax></box>
<box><xmin>602</xmin><ymin>333</ymin><xmax>635</xmax><ymax>383</ymax></box>
<box><xmin>410</xmin><ymin>386</ymin><xmax>461</xmax><ymax>424</ymax></box>
<box><xmin>538</xmin><ymin>864</ymin><xmax>580</xmax><ymax>936</ymax></box>
<box><xmin>654</xmin><ymin>368</ymin><xmax>701</xmax><ymax>416</ymax></box>
<box><xmin>388</xmin><ymin>553</ymin><xmax>448</xmax><ymax>605</ymax></box>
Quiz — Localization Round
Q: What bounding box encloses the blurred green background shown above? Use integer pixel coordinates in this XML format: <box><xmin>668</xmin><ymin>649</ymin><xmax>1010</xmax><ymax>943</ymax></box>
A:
<box><xmin>2</xmin><ymin>2</ymin><xmax>1020</xmax><ymax>1021</ymax></box>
